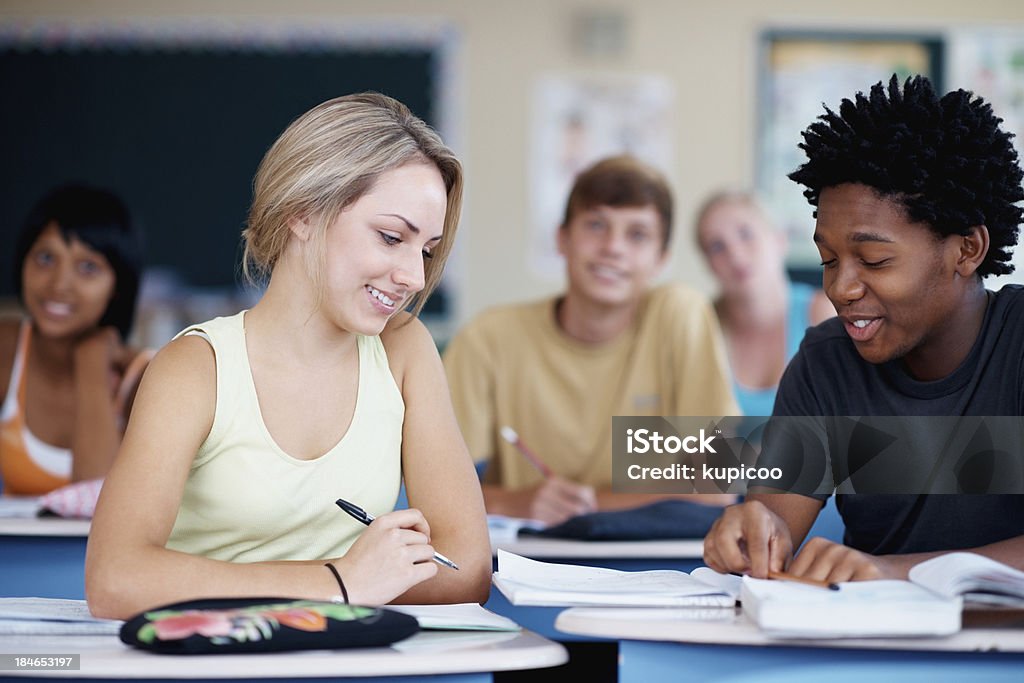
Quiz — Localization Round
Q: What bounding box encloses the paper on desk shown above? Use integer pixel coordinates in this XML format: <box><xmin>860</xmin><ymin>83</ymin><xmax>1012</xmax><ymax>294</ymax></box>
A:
<box><xmin>487</xmin><ymin>515</ymin><xmax>546</xmax><ymax>542</ymax></box>
<box><xmin>388</xmin><ymin>603</ymin><xmax>520</xmax><ymax>631</ymax></box>
<box><xmin>0</xmin><ymin>479</ymin><xmax>103</xmax><ymax>519</ymax></box>
<box><xmin>492</xmin><ymin>550</ymin><xmax>734</xmax><ymax>607</ymax></box>
<box><xmin>391</xmin><ymin>629</ymin><xmax>521</xmax><ymax>653</ymax></box>
<box><xmin>0</xmin><ymin>497</ymin><xmax>42</xmax><ymax>518</ymax></box>
<box><xmin>690</xmin><ymin>567</ymin><xmax>742</xmax><ymax>598</ymax></box>
<box><xmin>0</xmin><ymin>598</ymin><xmax>122</xmax><ymax>635</ymax></box>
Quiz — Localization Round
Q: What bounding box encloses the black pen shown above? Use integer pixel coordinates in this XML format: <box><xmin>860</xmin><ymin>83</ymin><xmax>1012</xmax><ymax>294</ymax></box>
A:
<box><xmin>335</xmin><ymin>498</ymin><xmax>460</xmax><ymax>570</ymax></box>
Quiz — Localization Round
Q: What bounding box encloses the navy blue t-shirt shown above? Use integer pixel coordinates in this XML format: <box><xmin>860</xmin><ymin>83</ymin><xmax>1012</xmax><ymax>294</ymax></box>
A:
<box><xmin>767</xmin><ymin>285</ymin><xmax>1024</xmax><ymax>555</ymax></box>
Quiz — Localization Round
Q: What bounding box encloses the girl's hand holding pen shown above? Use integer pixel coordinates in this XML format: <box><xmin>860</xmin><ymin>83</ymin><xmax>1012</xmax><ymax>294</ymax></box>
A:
<box><xmin>329</xmin><ymin>508</ymin><xmax>438</xmax><ymax>605</ymax></box>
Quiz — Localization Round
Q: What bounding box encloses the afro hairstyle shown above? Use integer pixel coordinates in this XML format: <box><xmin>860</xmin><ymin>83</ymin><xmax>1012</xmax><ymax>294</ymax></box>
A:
<box><xmin>789</xmin><ymin>74</ymin><xmax>1024</xmax><ymax>278</ymax></box>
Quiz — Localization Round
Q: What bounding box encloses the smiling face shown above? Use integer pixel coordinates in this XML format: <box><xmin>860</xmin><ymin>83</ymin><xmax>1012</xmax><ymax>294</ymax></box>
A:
<box><xmin>318</xmin><ymin>161</ymin><xmax>448</xmax><ymax>336</ymax></box>
<box><xmin>698</xmin><ymin>199</ymin><xmax>785</xmax><ymax>297</ymax></box>
<box><xmin>558</xmin><ymin>204</ymin><xmax>667</xmax><ymax>310</ymax></box>
<box><xmin>814</xmin><ymin>183</ymin><xmax>977</xmax><ymax>377</ymax></box>
<box><xmin>21</xmin><ymin>223</ymin><xmax>116</xmax><ymax>340</ymax></box>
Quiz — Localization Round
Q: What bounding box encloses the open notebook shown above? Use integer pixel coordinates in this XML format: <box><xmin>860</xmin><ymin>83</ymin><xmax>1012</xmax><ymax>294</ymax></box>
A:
<box><xmin>740</xmin><ymin>577</ymin><xmax>962</xmax><ymax>639</ymax></box>
<box><xmin>909</xmin><ymin>552</ymin><xmax>1024</xmax><ymax>606</ymax></box>
<box><xmin>492</xmin><ymin>550</ymin><xmax>737</xmax><ymax>607</ymax></box>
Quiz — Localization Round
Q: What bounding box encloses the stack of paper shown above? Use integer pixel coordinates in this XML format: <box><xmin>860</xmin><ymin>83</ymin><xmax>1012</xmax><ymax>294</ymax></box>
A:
<box><xmin>492</xmin><ymin>550</ymin><xmax>735</xmax><ymax>607</ymax></box>
<box><xmin>0</xmin><ymin>598</ymin><xmax>122</xmax><ymax>635</ymax></box>
<box><xmin>0</xmin><ymin>478</ymin><xmax>102</xmax><ymax>519</ymax></box>
<box><xmin>0</xmin><ymin>497</ymin><xmax>42</xmax><ymax>519</ymax></box>
<box><xmin>740</xmin><ymin>577</ymin><xmax>962</xmax><ymax>638</ymax></box>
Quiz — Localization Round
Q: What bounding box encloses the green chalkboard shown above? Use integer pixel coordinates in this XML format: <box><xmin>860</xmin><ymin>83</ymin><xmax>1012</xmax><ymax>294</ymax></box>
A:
<box><xmin>0</xmin><ymin>44</ymin><xmax>436</xmax><ymax>301</ymax></box>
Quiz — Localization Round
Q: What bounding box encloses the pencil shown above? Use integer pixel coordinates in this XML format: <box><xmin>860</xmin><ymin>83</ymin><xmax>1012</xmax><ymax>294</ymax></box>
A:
<box><xmin>500</xmin><ymin>426</ymin><xmax>553</xmax><ymax>478</ymax></box>
<box><xmin>768</xmin><ymin>570</ymin><xmax>840</xmax><ymax>591</ymax></box>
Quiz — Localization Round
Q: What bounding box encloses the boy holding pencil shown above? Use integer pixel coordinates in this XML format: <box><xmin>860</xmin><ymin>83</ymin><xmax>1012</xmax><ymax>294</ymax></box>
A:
<box><xmin>444</xmin><ymin>155</ymin><xmax>738</xmax><ymax>525</ymax></box>
<box><xmin>704</xmin><ymin>75</ymin><xmax>1024</xmax><ymax>581</ymax></box>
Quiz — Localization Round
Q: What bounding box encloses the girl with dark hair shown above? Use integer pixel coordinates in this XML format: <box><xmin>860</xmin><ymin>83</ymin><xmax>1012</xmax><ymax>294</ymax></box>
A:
<box><xmin>0</xmin><ymin>184</ymin><xmax>151</xmax><ymax>496</ymax></box>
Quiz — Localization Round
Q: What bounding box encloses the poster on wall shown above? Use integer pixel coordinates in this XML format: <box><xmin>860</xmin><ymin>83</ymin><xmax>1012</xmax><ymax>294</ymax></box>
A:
<box><xmin>529</xmin><ymin>74</ymin><xmax>675</xmax><ymax>279</ymax></box>
<box><xmin>757</xmin><ymin>32</ymin><xmax>941</xmax><ymax>270</ymax></box>
<box><xmin>948</xmin><ymin>28</ymin><xmax>1024</xmax><ymax>287</ymax></box>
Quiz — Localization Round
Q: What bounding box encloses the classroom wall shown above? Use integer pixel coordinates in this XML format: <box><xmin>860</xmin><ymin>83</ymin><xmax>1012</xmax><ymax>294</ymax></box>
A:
<box><xmin>4</xmin><ymin>0</ymin><xmax>1023</xmax><ymax>327</ymax></box>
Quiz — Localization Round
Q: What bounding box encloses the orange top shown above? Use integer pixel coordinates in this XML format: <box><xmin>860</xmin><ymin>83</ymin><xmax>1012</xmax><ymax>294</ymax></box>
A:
<box><xmin>0</xmin><ymin>322</ymin><xmax>151</xmax><ymax>495</ymax></box>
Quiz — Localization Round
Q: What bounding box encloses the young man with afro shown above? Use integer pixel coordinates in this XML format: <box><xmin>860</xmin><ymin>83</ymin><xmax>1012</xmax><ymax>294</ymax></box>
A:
<box><xmin>704</xmin><ymin>74</ymin><xmax>1024</xmax><ymax>582</ymax></box>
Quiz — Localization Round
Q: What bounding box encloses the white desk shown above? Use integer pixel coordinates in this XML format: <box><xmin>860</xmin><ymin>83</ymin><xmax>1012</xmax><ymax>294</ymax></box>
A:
<box><xmin>0</xmin><ymin>630</ymin><xmax>566</xmax><ymax>681</ymax></box>
<box><xmin>0</xmin><ymin>519</ymin><xmax>90</xmax><ymax>537</ymax></box>
<box><xmin>556</xmin><ymin>606</ymin><xmax>1024</xmax><ymax>682</ymax></box>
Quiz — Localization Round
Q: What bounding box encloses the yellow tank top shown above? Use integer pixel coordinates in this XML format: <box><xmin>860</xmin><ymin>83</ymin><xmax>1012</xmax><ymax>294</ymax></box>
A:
<box><xmin>165</xmin><ymin>312</ymin><xmax>404</xmax><ymax>562</ymax></box>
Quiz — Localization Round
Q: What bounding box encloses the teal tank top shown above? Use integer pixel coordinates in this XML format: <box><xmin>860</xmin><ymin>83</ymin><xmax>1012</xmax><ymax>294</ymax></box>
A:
<box><xmin>733</xmin><ymin>282</ymin><xmax>816</xmax><ymax>416</ymax></box>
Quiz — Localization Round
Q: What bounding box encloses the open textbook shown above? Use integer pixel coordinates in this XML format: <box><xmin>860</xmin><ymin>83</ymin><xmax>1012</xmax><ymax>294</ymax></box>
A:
<box><xmin>740</xmin><ymin>553</ymin><xmax>1024</xmax><ymax>639</ymax></box>
<box><xmin>741</xmin><ymin>577</ymin><xmax>962</xmax><ymax>639</ymax></box>
<box><xmin>492</xmin><ymin>550</ymin><xmax>737</xmax><ymax>607</ymax></box>
<box><xmin>908</xmin><ymin>552</ymin><xmax>1024</xmax><ymax>606</ymax></box>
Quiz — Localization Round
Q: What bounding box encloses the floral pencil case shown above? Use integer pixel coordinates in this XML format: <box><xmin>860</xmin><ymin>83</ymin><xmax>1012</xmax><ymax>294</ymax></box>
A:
<box><xmin>119</xmin><ymin>597</ymin><xmax>420</xmax><ymax>654</ymax></box>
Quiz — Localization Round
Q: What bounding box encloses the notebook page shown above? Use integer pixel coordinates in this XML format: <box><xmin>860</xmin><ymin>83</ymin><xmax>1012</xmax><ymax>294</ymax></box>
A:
<box><xmin>388</xmin><ymin>603</ymin><xmax>520</xmax><ymax>631</ymax></box>
<box><xmin>495</xmin><ymin>550</ymin><xmax>723</xmax><ymax>596</ymax></box>
<box><xmin>741</xmin><ymin>577</ymin><xmax>961</xmax><ymax>638</ymax></box>
<box><xmin>0</xmin><ymin>598</ymin><xmax>121</xmax><ymax>635</ymax></box>
<box><xmin>909</xmin><ymin>552</ymin><xmax>1024</xmax><ymax>601</ymax></box>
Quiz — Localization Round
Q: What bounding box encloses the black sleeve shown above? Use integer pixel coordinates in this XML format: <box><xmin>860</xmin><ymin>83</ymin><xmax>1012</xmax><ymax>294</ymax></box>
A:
<box><xmin>751</xmin><ymin>344</ymin><xmax>833</xmax><ymax>498</ymax></box>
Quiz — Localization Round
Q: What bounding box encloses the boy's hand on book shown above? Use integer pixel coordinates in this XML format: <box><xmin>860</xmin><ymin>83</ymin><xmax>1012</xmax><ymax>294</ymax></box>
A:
<box><xmin>530</xmin><ymin>476</ymin><xmax>598</xmax><ymax>526</ymax></box>
<box><xmin>789</xmin><ymin>537</ymin><xmax>903</xmax><ymax>583</ymax></box>
<box><xmin>703</xmin><ymin>500</ymin><xmax>793</xmax><ymax>578</ymax></box>
<box><xmin>333</xmin><ymin>508</ymin><xmax>439</xmax><ymax>604</ymax></box>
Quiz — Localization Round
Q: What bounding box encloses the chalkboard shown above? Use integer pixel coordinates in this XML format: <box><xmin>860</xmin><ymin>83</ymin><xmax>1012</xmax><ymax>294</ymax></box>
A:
<box><xmin>0</xmin><ymin>44</ymin><xmax>437</xmax><ymax>304</ymax></box>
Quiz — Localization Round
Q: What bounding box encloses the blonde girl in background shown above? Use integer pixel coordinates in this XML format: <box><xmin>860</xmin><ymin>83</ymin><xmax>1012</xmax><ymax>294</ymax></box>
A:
<box><xmin>87</xmin><ymin>93</ymin><xmax>490</xmax><ymax>619</ymax></box>
<box><xmin>696</xmin><ymin>191</ymin><xmax>834</xmax><ymax>416</ymax></box>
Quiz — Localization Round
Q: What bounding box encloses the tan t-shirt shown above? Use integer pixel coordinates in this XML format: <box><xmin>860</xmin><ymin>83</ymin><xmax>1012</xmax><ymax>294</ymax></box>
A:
<box><xmin>443</xmin><ymin>284</ymin><xmax>738</xmax><ymax>490</ymax></box>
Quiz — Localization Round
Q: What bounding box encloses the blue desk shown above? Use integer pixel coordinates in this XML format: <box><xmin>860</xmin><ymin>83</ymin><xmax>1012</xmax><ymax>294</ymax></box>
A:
<box><xmin>557</xmin><ymin>606</ymin><xmax>1024</xmax><ymax>683</ymax></box>
<box><xmin>0</xmin><ymin>519</ymin><xmax>88</xmax><ymax>599</ymax></box>
<box><xmin>0</xmin><ymin>517</ymin><xmax>569</xmax><ymax>683</ymax></box>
